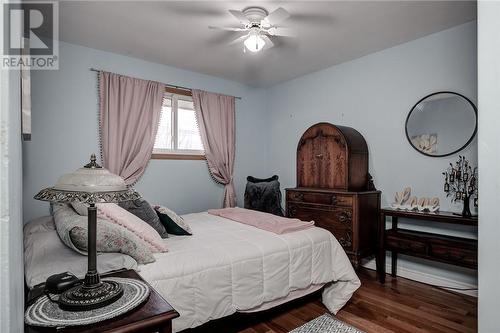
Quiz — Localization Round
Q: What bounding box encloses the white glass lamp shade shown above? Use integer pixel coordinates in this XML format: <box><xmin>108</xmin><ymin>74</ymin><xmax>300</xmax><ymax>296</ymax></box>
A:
<box><xmin>34</xmin><ymin>154</ymin><xmax>140</xmax><ymax>204</ymax></box>
<box><xmin>244</xmin><ymin>33</ymin><xmax>265</xmax><ymax>52</ymax></box>
<box><xmin>53</xmin><ymin>166</ymin><xmax>126</xmax><ymax>193</ymax></box>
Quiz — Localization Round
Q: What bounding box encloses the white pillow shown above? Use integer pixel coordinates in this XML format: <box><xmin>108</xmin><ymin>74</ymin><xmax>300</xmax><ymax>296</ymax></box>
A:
<box><xmin>24</xmin><ymin>215</ymin><xmax>55</xmax><ymax>235</ymax></box>
<box><xmin>24</xmin><ymin>216</ymin><xmax>138</xmax><ymax>288</ymax></box>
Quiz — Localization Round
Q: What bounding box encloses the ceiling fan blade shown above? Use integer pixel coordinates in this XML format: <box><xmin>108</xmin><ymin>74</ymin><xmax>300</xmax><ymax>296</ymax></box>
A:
<box><xmin>228</xmin><ymin>34</ymin><xmax>249</xmax><ymax>46</ymax></box>
<box><xmin>267</xmin><ymin>27</ymin><xmax>296</xmax><ymax>37</ymax></box>
<box><xmin>263</xmin><ymin>7</ymin><xmax>290</xmax><ymax>26</ymax></box>
<box><xmin>209</xmin><ymin>26</ymin><xmax>246</xmax><ymax>32</ymax></box>
<box><xmin>229</xmin><ymin>9</ymin><xmax>250</xmax><ymax>24</ymax></box>
<box><xmin>261</xmin><ymin>34</ymin><xmax>274</xmax><ymax>50</ymax></box>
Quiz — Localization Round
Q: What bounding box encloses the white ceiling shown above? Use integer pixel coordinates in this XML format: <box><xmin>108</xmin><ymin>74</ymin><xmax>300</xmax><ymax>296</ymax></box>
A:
<box><xmin>59</xmin><ymin>1</ymin><xmax>477</xmax><ymax>87</ymax></box>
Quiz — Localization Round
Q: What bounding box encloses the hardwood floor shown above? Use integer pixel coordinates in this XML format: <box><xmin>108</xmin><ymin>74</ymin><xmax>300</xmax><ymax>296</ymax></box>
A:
<box><xmin>183</xmin><ymin>269</ymin><xmax>477</xmax><ymax>333</ymax></box>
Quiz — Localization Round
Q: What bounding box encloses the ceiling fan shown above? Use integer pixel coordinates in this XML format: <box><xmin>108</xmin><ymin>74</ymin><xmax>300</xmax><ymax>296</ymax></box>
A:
<box><xmin>209</xmin><ymin>7</ymin><xmax>295</xmax><ymax>53</ymax></box>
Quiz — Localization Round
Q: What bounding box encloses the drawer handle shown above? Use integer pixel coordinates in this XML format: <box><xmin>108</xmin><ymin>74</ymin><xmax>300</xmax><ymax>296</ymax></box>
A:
<box><xmin>315</xmin><ymin>154</ymin><xmax>323</xmax><ymax>159</ymax></box>
<box><xmin>339</xmin><ymin>231</ymin><xmax>352</xmax><ymax>248</ymax></box>
<box><xmin>331</xmin><ymin>195</ymin><xmax>338</xmax><ymax>205</ymax></box>
<box><xmin>291</xmin><ymin>193</ymin><xmax>304</xmax><ymax>201</ymax></box>
<box><xmin>338</xmin><ymin>211</ymin><xmax>352</xmax><ymax>223</ymax></box>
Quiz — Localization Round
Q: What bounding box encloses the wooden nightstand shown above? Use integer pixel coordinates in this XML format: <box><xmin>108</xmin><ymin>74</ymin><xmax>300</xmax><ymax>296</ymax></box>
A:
<box><xmin>26</xmin><ymin>270</ymin><xmax>179</xmax><ymax>333</ymax></box>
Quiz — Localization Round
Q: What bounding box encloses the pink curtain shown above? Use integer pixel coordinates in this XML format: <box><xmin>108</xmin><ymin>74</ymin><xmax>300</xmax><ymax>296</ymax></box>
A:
<box><xmin>99</xmin><ymin>71</ymin><xmax>165</xmax><ymax>185</ymax></box>
<box><xmin>192</xmin><ymin>89</ymin><xmax>236</xmax><ymax>208</ymax></box>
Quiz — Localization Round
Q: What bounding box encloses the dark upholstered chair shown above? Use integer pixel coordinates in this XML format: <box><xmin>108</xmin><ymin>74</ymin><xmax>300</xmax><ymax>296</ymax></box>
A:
<box><xmin>244</xmin><ymin>175</ymin><xmax>284</xmax><ymax>216</ymax></box>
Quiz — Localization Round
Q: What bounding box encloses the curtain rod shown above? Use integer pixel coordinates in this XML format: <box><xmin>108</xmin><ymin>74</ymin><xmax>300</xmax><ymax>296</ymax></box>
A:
<box><xmin>90</xmin><ymin>68</ymin><xmax>242</xmax><ymax>100</ymax></box>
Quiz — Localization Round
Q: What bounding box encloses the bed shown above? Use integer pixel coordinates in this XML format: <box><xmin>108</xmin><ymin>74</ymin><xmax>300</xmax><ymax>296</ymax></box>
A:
<box><xmin>24</xmin><ymin>211</ymin><xmax>360</xmax><ymax>332</ymax></box>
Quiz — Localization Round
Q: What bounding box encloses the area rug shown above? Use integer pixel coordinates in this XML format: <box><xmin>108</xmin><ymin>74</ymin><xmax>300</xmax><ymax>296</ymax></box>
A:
<box><xmin>290</xmin><ymin>314</ymin><xmax>365</xmax><ymax>333</ymax></box>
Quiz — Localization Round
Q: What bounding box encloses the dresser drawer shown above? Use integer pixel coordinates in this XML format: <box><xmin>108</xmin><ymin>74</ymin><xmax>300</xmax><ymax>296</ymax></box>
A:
<box><xmin>429</xmin><ymin>244</ymin><xmax>477</xmax><ymax>268</ymax></box>
<box><xmin>286</xmin><ymin>190</ymin><xmax>354</xmax><ymax>207</ymax></box>
<box><xmin>287</xmin><ymin>203</ymin><xmax>353</xmax><ymax>225</ymax></box>
<box><xmin>386</xmin><ymin>232</ymin><xmax>427</xmax><ymax>255</ymax></box>
<box><xmin>315</xmin><ymin>220</ymin><xmax>353</xmax><ymax>249</ymax></box>
<box><xmin>287</xmin><ymin>203</ymin><xmax>353</xmax><ymax>250</ymax></box>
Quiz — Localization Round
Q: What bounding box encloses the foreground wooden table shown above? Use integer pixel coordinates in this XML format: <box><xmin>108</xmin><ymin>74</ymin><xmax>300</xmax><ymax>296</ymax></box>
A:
<box><xmin>26</xmin><ymin>269</ymin><xmax>179</xmax><ymax>333</ymax></box>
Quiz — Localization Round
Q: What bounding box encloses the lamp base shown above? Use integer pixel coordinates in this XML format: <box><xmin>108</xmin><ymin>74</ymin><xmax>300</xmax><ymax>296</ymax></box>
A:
<box><xmin>58</xmin><ymin>280</ymin><xmax>124</xmax><ymax>311</ymax></box>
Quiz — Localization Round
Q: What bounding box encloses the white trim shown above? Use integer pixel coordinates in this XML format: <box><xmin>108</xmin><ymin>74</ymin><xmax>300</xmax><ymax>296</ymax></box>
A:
<box><xmin>172</xmin><ymin>95</ymin><xmax>178</xmax><ymax>149</ymax></box>
<box><xmin>0</xmin><ymin>59</ymin><xmax>11</xmax><ymax>333</ymax></box>
<box><xmin>152</xmin><ymin>148</ymin><xmax>204</xmax><ymax>156</ymax></box>
<box><xmin>363</xmin><ymin>260</ymin><xmax>478</xmax><ymax>297</ymax></box>
<box><xmin>478</xmin><ymin>3</ymin><xmax>500</xmax><ymax>331</ymax></box>
<box><xmin>0</xmin><ymin>54</ymin><xmax>24</xmax><ymax>333</ymax></box>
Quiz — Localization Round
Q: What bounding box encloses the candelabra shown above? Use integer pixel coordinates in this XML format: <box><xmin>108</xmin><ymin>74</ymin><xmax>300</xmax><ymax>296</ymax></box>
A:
<box><xmin>442</xmin><ymin>155</ymin><xmax>477</xmax><ymax>217</ymax></box>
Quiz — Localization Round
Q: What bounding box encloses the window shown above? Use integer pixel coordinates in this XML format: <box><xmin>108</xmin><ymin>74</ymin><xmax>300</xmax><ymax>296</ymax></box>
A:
<box><xmin>153</xmin><ymin>92</ymin><xmax>205</xmax><ymax>159</ymax></box>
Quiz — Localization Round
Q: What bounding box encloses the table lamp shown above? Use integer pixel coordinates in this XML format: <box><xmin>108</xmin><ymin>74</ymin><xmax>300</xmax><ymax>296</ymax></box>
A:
<box><xmin>34</xmin><ymin>154</ymin><xmax>141</xmax><ymax>311</ymax></box>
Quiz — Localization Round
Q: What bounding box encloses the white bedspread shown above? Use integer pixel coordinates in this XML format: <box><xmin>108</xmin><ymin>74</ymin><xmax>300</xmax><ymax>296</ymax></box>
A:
<box><xmin>138</xmin><ymin>212</ymin><xmax>360</xmax><ymax>332</ymax></box>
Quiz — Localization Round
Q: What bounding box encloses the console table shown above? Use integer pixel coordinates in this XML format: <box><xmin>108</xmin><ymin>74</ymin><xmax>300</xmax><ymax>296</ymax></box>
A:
<box><xmin>376</xmin><ymin>208</ymin><xmax>478</xmax><ymax>283</ymax></box>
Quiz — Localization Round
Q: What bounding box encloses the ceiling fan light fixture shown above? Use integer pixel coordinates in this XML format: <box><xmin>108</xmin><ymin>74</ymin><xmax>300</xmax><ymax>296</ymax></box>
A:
<box><xmin>211</xmin><ymin>6</ymin><xmax>293</xmax><ymax>53</ymax></box>
<box><xmin>244</xmin><ymin>33</ymin><xmax>265</xmax><ymax>52</ymax></box>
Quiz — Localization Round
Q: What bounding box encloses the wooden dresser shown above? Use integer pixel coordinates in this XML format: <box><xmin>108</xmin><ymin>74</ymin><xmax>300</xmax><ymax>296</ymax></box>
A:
<box><xmin>286</xmin><ymin>123</ymin><xmax>380</xmax><ymax>268</ymax></box>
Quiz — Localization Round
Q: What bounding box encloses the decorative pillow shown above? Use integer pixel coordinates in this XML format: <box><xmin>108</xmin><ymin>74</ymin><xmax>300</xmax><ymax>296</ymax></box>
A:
<box><xmin>119</xmin><ymin>199</ymin><xmax>168</xmax><ymax>239</ymax></box>
<box><xmin>244</xmin><ymin>175</ymin><xmax>284</xmax><ymax>216</ymax></box>
<box><xmin>154</xmin><ymin>205</ymin><xmax>192</xmax><ymax>235</ymax></box>
<box><xmin>71</xmin><ymin>202</ymin><xmax>88</xmax><ymax>216</ymax></box>
<box><xmin>50</xmin><ymin>202</ymin><xmax>66</xmax><ymax>215</ymax></box>
<box><xmin>53</xmin><ymin>205</ymin><xmax>155</xmax><ymax>264</ymax></box>
<box><xmin>97</xmin><ymin>203</ymin><xmax>168</xmax><ymax>253</ymax></box>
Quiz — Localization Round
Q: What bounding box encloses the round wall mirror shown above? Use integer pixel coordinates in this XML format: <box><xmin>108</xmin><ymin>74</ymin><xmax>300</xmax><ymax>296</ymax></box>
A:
<box><xmin>405</xmin><ymin>92</ymin><xmax>477</xmax><ymax>157</ymax></box>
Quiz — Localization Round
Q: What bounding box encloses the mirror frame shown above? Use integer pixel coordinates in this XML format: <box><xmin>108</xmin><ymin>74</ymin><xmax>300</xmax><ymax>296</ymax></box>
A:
<box><xmin>405</xmin><ymin>91</ymin><xmax>478</xmax><ymax>158</ymax></box>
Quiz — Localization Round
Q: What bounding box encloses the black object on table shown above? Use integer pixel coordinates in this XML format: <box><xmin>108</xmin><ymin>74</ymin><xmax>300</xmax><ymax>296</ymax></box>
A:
<box><xmin>376</xmin><ymin>208</ymin><xmax>478</xmax><ymax>284</ymax></box>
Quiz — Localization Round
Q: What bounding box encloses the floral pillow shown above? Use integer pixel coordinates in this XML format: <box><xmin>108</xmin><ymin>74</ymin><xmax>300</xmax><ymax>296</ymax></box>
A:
<box><xmin>97</xmin><ymin>203</ymin><xmax>168</xmax><ymax>253</ymax></box>
<box><xmin>71</xmin><ymin>202</ymin><xmax>89</xmax><ymax>216</ymax></box>
<box><xmin>154</xmin><ymin>205</ymin><xmax>192</xmax><ymax>236</ymax></box>
<box><xmin>53</xmin><ymin>205</ymin><xmax>155</xmax><ymax>264</ymax></box>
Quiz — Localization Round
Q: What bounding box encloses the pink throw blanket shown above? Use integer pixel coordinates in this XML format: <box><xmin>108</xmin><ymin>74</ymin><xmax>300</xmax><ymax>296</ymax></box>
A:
<box><xmin>208</xmin><ymin>207</ymin><xmax>315</xmax><ymax>234</ymax></box>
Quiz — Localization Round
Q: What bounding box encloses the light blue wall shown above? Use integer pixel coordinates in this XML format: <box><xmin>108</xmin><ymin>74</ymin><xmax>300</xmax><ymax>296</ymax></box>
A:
<box><xmin>265</xmin><ymin>22</ymin><xmax>477</xmax><ymax>286</ymax></box>
<box><xmin>24</xmin><ymin>41</ymin><xmax>268</xmax><ymax>221</ymax></box>
<box><xmin>25</xmin><ymin>22</ymin><xmax>478</xmax><ymax>290</ymax></box>
<box><xmin>477</xmin><ymin>3</ymin><xmax>500</xmax><ymax>331</ymax></box>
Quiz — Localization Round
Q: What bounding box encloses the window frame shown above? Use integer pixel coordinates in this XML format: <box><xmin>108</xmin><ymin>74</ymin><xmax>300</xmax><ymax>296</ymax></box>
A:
<box><xmin>152</xmin><ymin>88</ymin><xmax>205</xmax><ymax>160</ymax></box>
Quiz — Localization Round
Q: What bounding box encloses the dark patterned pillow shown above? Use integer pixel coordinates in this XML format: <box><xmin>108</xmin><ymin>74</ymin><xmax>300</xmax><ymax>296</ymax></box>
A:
<box><xmin>244</xmin><ymin>175</ymin><xmax>284</xmax><ymax>216</ymax></box>
<box><xmin>119</xmin><ymin>199</ymin><xmax>169</xmax><ymax>238</ymax></box>
<box><xmin>154</xmin><ymin>205</ymin><xmax>192</xmax><ymax>236</ymax></box>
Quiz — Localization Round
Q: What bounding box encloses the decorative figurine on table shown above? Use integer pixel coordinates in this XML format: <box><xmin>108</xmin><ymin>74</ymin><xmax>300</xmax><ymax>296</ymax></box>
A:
<box><xmin>442</xmin><ymin>155</ymin><xmax>478</xmax><ymax>217</ymax></box>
